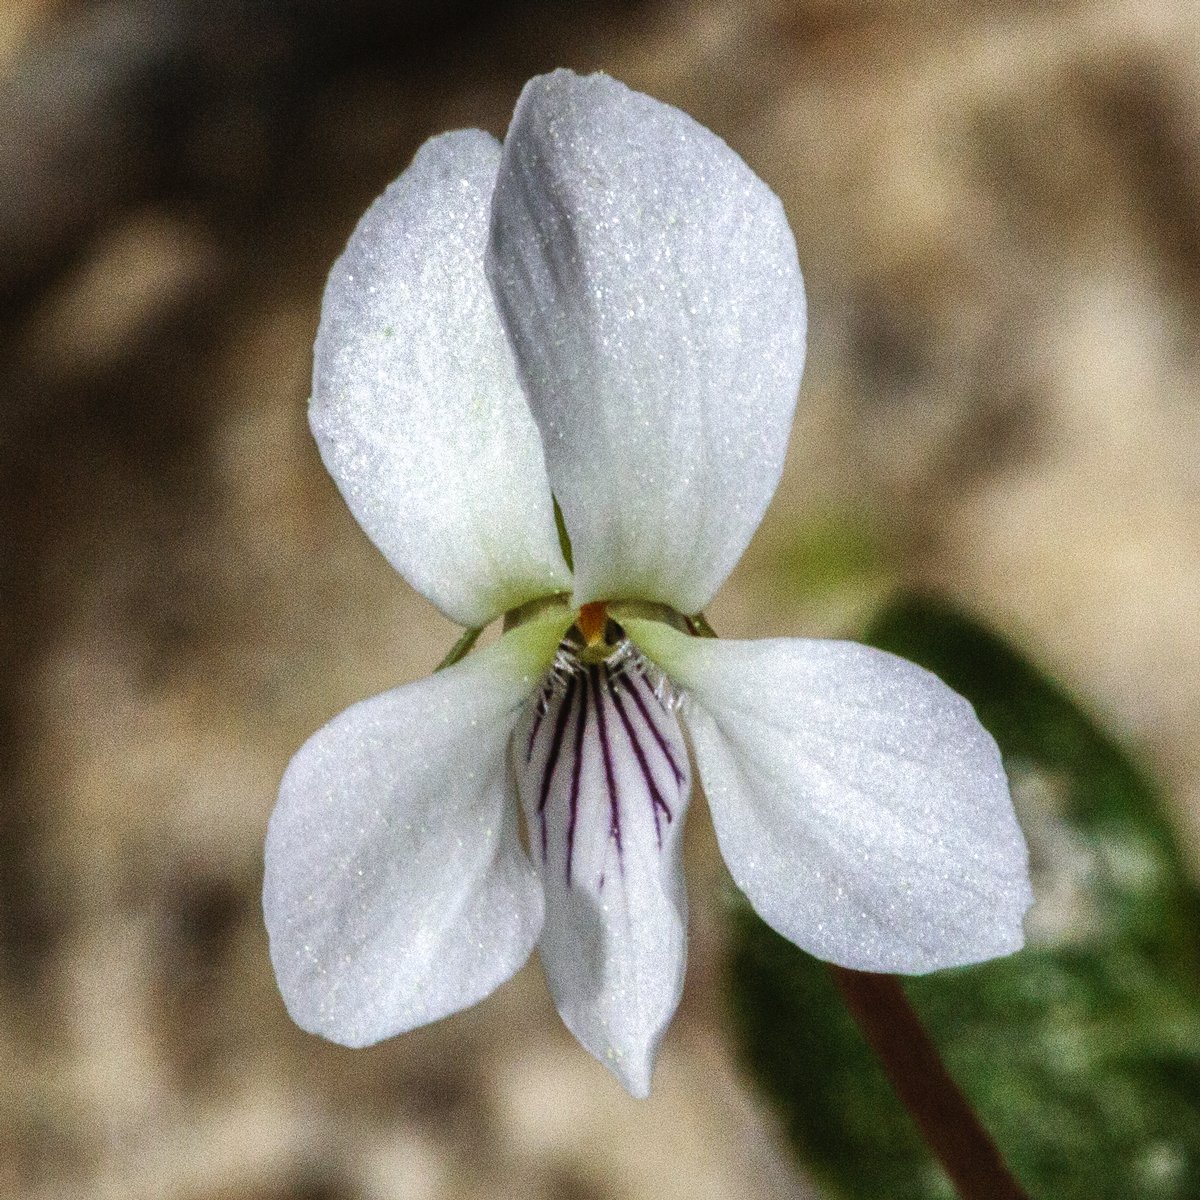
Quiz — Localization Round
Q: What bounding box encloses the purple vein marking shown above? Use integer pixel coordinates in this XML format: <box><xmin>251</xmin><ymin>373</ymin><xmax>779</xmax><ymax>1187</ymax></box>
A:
<box><xmin>618</xmin><ymin>672</ymin><xmax>685</xmax><ymax>784</ymax></box>
<box><xmin>591</xmin><ymin>667</ymin><xmax>624</xmax><ymax>880</ymax></box>
<box><xmin>525</xmin><ymin>681</ymin><xmax>552</xmax><ymax>762</ymax></box>
<box><xmin>536</xmin><ymin>672</ymin><xmax>577</xmax><ymax>862</ymax></box>
<box><xmin>608</xmin><ymin>678</ymin><xmax>673</xmax><ymax>848</ymax></box>
<box><xmin>565</xmin><ymin>672</ymin><xmax>590</xmax><ymax>887</ymax></box>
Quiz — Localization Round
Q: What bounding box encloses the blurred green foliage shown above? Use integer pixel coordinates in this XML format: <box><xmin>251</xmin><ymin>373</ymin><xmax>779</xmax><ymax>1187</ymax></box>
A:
<box><xmin>729</xmin><ymin>595</ymin><xmax>1200</xmax><ymax>1199</ymax></box>
<box><xmin>761</xmin><ymin>515</ymin><xmax>886</xmax><ymax>600</ymax></box>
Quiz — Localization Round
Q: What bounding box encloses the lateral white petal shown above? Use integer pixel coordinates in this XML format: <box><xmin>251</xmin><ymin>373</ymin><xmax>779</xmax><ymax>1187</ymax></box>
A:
<box><xmin>312</xmin><ymin>129</ymin><xmax>570</xmax><ymax>628</ymax></box>
<box><xmin>514</xmin><ymin>642</ymin><xmax>691</xmax><ymax>1096</ymax></box>
<box><xmin>488</xmin><ymin>70</ymin><xmax>806</xmax><ymax>612</ymax></box>
<box><xmin>627</xmin><ymin>621</ymin><xmax>1032</xmax><ymax>973</ymax></box>
<box><xmin>263</xmin><ymin>614</ymin><xmax>567</xmax><ymax>1046</ymax></box>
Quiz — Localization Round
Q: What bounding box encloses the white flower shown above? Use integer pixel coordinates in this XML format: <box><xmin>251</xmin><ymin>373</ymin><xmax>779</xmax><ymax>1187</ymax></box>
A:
<box><xmin>263</xmin><ymin>69</ymin><xmax>1032</xmax><ymax>1098</ymax></box>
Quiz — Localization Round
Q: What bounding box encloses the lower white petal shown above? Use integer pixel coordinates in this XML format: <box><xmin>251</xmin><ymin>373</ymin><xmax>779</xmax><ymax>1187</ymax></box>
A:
<box><xmin>264</xmin><ymin>613</ymin><xmax>567</xmax><ymax>1046</ymax></box>
<box><xmin>627</xmin><ymin>621</ymin><xmax>1032</xmax><ymax>974</ymax></box>
<box><xmin>515</xmin><ymin>636</ymin><xmax>691</xmax><ymax>1097</ymax></box>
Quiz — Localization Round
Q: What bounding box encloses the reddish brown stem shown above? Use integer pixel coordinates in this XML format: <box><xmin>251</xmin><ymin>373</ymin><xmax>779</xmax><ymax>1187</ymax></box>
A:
<box><xmin>828</xmin><ymin>965</ymin><xmax>1031</xmax><ymax>1200</ymax></box>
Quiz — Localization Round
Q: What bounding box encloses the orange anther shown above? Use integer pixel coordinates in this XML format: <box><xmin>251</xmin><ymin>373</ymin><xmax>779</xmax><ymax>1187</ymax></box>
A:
<box><xmin>578</xmin><ymin>601</ymin><xmax>609</xmax><ymax>645</ymax></box>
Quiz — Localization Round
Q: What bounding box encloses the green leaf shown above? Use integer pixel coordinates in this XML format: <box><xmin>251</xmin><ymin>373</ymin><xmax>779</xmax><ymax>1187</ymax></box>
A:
<box><xmin>728</xmin><ymin>594</ymin><xmax>1200</xmax><ymax>1200</ymax></box>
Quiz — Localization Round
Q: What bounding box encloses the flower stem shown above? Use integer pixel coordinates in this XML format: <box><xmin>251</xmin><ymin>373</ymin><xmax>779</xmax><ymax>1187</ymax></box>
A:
<box><xmin>828</xmin><ymin>965</ymin><xmax>1031</xmax><ymax>1200</ymax></box>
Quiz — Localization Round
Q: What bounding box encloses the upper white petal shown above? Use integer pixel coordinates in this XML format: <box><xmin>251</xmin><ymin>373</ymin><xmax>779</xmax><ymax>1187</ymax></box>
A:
<box><xmin>514</xmin><ymin>640</ymin><xmax>691</xmax><ymax>1096</ymax></box>
<box><xmin>627</xmin><ymin>621</ymin><xmax>1033</xmax><ymax>973</ymax></box>
<box><xmin>488</xmin><ymin>70</ymin><xmax>806</xmax><ymax>612</ymax></box>
<box><xmin>263</xmin><ymin>613</ymin><xmax>567</xmax><ymax>1046</ymax></box>
<box><xmin>312</xmin><ymin>128</ymin><xmax>570</xmax><ymax>628</ymax></box>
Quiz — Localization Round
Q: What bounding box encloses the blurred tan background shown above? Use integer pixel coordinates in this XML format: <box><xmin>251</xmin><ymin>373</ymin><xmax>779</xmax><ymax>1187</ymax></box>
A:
<box><xmin>2</xmin><ymin>1</ymin><xmax>1199</xmax><ymax>1197</ymax></box>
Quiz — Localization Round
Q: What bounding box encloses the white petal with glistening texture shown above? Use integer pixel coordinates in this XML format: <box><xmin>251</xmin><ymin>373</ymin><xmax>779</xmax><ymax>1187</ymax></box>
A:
<box><xmin>264</xmin><ymin>614</ymin><xmax>568</xmax><ymax>1046</ymax></box>
<box><xmin>488</xmin><ymin>70</ymin><xmax>806</xmax><ymax>613</ymax></box>
<box><xmin>514</xmin><ymin>644</ymin><xmax>691</xmax><ymax>1096</ymax></box>
<box><xmin>312</xmin><ymin>129</ymin><xmax>570</xmax><ymax>628</ymax></box>
<box><xmin>627</xmin><ymin>621</ymin><xmax>1032</xmax><ymax>973</ymax></box>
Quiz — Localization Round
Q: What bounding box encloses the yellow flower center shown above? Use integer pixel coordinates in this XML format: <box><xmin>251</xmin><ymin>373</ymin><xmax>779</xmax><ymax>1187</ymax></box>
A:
<box><xmin>577</xmin><ymin>601</ymin><xmax>610</xmax><ymax>646</ymax></box>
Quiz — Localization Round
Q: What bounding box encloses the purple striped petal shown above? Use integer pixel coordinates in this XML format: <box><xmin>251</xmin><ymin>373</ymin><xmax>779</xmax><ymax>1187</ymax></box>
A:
<box><xmin>516</xmin><ymin>634</ymin><xmax>690</xmax><ymax>1097</ymax></box>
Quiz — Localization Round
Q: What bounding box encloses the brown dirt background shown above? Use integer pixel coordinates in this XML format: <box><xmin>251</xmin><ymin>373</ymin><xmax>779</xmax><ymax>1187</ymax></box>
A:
<box><xmin>2</xmin><ymin>1</ymin><xmax>1198</xmax><ymax>1196</ymax></box>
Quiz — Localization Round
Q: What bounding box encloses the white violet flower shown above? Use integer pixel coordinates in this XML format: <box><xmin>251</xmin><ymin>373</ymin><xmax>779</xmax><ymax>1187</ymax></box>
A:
<box><xmin>264</xmin><ymin>69</ymin><xmax>1032</xmax><ymax>1098</ymax></box>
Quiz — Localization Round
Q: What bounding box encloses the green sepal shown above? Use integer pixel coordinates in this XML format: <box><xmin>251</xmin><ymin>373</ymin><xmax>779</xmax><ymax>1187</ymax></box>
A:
<box><xmin>434</xmin><ymin>626</ymin><xmax>483</xmax><ymax>672</ymax></box>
